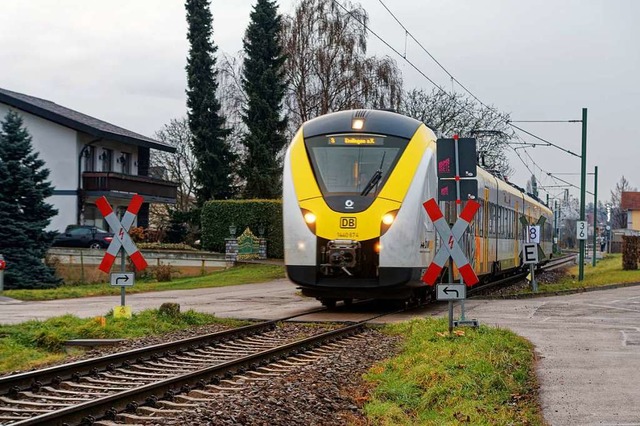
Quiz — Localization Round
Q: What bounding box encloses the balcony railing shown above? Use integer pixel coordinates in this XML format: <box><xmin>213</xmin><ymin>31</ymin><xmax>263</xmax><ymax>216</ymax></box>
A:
<box><xmin>82</xmin><ymin>172</ymin><xmax>178</xmax><ymax>201</ymax></box>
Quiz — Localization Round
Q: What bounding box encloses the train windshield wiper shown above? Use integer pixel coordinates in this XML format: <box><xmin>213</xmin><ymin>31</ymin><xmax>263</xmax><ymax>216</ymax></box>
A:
<box><xmin>360</xmin><ymin>170</ymin><xmax>382</xmax><ymax>196</ymax></box>
<box><xmin>360</xmin><ymin>151</ymin><xmax>386</xmax><ymax>196</ymax></box>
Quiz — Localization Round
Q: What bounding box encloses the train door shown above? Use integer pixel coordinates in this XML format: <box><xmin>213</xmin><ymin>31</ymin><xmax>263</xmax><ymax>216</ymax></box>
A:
<box><xmin>483</xmin><ymin>187</ymin><xmax>490</xmax><ymax>274</ymax></box>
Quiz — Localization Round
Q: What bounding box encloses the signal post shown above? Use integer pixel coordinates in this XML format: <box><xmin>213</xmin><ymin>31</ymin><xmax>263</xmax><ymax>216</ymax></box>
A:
<box><xmin>423</xmin><ymin>135</ymin><xmax>480</xmax><ymax>333</ymax></box>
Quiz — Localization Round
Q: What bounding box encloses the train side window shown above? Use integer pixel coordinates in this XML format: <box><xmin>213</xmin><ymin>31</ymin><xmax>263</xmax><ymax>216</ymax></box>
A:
<box><xmin>488</xmin><ymin>204</ymin><xmax>494</xmax><ymax>237</ymax></box>
<box><xmin>478</xmin><ymin>205</ymin><xmax>484</xmax><ymax>237</ymax></box>
<box><xmin>509</xmin><ymin>209</ymin><xmax>514</xmax><ymax>239</ymax></box>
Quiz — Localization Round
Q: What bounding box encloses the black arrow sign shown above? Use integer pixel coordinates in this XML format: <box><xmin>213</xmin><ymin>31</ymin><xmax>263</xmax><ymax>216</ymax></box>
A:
<box><xmin>116</xmin><ymin>275</ymin><xmax>130</xmax><ymax>285</ymax></box>
<box><xmin>443</xmin><ymin>286</ymin><xmax>459</xmax><ymax>297</ymax></box>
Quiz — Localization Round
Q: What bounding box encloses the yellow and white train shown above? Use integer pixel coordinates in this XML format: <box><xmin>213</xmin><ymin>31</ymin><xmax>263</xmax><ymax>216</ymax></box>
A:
<box><xmin>283</xmin><ymin>109</ymin><xmax>553</xmax><ymax>307</ymax></box>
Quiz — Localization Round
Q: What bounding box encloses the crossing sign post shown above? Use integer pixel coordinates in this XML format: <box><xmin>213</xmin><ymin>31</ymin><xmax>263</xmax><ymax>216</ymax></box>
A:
<box><xmin>422</xmin><ymin>197</ymin><xmax>480</xmax><ymax>332</ymax></box>
<box><xmin>97</xmin><ymin>194</ymin><xmax>147</xmax><ymax>316</ymax></box>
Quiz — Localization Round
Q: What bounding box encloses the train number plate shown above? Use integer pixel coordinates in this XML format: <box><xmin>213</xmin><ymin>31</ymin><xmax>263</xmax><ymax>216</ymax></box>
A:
<box><xmin>340</xmin><ymin>217</ymin><xmax>357</xmax><ymax>229</ymax></box>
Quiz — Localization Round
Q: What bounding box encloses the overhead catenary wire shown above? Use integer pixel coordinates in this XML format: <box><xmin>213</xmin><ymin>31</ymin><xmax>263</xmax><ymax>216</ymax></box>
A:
<box><xmin>375</xmin><ymin>0</ymin><xmax>494</xmax><ymax>112</ymax></box>
<box><xmin>330</xmin><ymin>0</ymin><xmax>485</xmax><ymax>122</ymax></box>
<box><xmin>512</xmin><ymin>140</ymin><xmax>594</xmax><ymax>196</ymax></box>
<box><xmin>334</xmin><ymin>0</ymin><xmax>584</xmax><ymax>200</ymax></box>
<box><xmin>507</xmin><ymin>122</ymin><xmax>581</xmax><ymax>158</ymax></box>
<box><xmin>368</xmin><ymin>0</ymin><xmax>581</xmax><ymax>157</ymax></box>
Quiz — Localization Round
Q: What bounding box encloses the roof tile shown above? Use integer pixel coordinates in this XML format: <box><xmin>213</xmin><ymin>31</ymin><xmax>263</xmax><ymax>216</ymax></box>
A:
<box><xmin>621</xmin><ymin>192</ymin><xmax>640</xmax><ymax>210</ymax></box>
<box><xmin>0</xmin><ymin>87</ymin><xmax>175</xmax><ymax>153</ymax></box>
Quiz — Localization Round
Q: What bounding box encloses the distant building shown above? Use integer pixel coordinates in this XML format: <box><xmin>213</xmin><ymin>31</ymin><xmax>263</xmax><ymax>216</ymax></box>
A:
<box><xmin>0</xmin><ymin>87</ymin><xmax>177</xmax><ymax>232</ymax></box>
<box><xmin>621</xmin><ymin>191</ymin><xmax>640</xmax><ymax>231</ymax></box>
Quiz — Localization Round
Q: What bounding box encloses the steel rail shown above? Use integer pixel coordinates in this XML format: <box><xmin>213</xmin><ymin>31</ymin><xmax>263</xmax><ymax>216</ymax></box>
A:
<box><xmin>11</xmin><ymin>321</ymin><xmax>370</xmax><ymax>425</ymax></box>
<box><xmin>0</xmin><ymin>308</ymin><xmax>326</xmax><ymax>397</ymax></box>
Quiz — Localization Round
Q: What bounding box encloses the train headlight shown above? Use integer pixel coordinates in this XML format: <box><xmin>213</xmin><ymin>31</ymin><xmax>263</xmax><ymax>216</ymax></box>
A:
<box><xmin>304</xmin><ymin>212</ymin><xmax>316</xmax><ymax>224</ymax></box>
<box><xmin>351</xmin><ymin>118</ymin><xmax>365</xmax><ymax>130</ymax></box>
<box><xmin>382</xmin><ymin>213</ymin><xmax>395</xmax><ymax>225</ymax></box>
<box><xmin>380</xmin><ymin>210</ymin><xmax>399</xmax><ymax>236</ymax></box>
<box><xmin>300</xmin><ymin>208</ymin><xmax>316</xmax><ymax>233</ymax></box>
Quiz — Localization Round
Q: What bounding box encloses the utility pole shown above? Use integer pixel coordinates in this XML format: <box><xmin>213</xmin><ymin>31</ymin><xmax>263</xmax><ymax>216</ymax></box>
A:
<box><xmin>578</xmin><ymin>108</ymin><xmax>588</xmax><ymax>281</ymax></box>
<box><xmin>592</xmin><ymin>166</ymin><xmax>598</xmax><ymax>267</ymax></box>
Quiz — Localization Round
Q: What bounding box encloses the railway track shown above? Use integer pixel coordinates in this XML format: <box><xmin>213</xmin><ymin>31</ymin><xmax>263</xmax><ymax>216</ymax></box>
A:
<box><xmin>0</xmin><ymin>255</ymin><xmax>576</xmax><ymax>425</ymax></box>
<box><xmin>470</xmin><ymin>253</ymin><xmax>577</xmax><ymax>296</ymax></box>
<box><xmin>0</xmin><ymin>308</ymin><xmax>396</xmax><ymax>426</ymax></box>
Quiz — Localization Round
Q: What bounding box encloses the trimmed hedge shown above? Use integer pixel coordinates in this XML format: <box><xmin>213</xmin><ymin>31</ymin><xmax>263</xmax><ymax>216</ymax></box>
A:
<box><xmin>201</xmin><ymin>199</ymin><xmax>283</xmax><ymax>258</ymax></box>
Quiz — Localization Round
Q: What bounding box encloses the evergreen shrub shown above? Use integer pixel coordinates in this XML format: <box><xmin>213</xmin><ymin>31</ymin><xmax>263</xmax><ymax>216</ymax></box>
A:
<box><xmin>201</xmin><ymin>199</ymin><xmax>283</xmax><ymax>258</ymax></box>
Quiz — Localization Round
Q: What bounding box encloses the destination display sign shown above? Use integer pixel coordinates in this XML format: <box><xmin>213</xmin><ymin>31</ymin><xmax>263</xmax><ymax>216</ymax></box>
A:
<box><xmin>328</xmin><ymin>134</ymin><xmax>384</xmax><ymax>146</ymax></box>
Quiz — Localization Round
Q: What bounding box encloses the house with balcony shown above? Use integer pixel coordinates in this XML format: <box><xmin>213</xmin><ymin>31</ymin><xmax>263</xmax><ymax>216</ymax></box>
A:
<box><xmin>0</xmin><ymin>87</ymin><xmax>177</xmax><ymax>232</ymax></box>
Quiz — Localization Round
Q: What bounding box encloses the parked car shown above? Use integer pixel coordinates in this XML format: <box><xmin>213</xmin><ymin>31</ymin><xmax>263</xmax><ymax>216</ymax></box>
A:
<box><xmin>52</xmin><ymin>225</ymin><xmax>114</xmax><ymax>249</ymax></box>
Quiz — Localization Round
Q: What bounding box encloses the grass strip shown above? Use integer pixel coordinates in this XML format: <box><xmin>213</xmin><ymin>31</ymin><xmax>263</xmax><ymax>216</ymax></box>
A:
<box><xmin>3</xmin><ymin>264</ymin><xmax>285</xmax><ymax>301</ymax></box>
<box><xmin>514</xmin><ymin>253</ymin><xmax>640</xmax><ymax>295</ymax></box>
<box><xmin>0</xmin><ymin>309</ymin><xmax>248</xmax><ymax>374</ymax></box>
<box><xmin>365</xmin><ymin>318</ymin><xmax>545</xmax><ymax>425</ymax></box>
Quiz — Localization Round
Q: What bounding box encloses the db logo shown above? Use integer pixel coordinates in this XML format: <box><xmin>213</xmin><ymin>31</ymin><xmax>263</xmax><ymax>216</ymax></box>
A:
<box><xmin>0</xmin><ymin>260</ymin><xmax>6</xmax><ymax>270</ymax></box>
<box><xmin>340</xmin><ymin>217</ymin><xmax>357</xmax><ymax>229</ymax></box>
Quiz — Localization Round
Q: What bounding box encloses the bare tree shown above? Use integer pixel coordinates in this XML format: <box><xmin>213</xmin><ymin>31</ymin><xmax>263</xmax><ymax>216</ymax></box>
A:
<box><xmin>281</xmin><ymin>0</ymin><xmax>403</xmax><ymax>132</ymax></box>
<box><xmin>150</xmin><ymin>118</ymin><xmax>197</xmax><ymax>228</ymax></box>
<box><xmin>401</xmin><ymin>88</ymin><xmax>514</xmax><ymax>177</ymax></box>
<box><xmin>610</xmin><ymin>175</ymin><xmax>636</xmax><ymax>228</ymax></box>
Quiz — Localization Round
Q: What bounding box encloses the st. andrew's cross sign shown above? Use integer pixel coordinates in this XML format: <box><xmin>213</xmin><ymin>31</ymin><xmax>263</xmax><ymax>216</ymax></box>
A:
<box><xmin>421</xmin><ymin>198</ymin><xmax>480</xmax><ymax>286</ymax></box>
<box><xmin>97</xmin><ymin>195</ymin><xmax>148</xmax><ymax>273</ymax></box>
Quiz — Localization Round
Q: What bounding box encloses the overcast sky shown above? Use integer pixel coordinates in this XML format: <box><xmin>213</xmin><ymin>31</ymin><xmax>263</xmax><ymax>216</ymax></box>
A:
<box><xmin>1</xmin><ymin>0</ymin><xmax>637</xmax><ymax>204</ymax></box>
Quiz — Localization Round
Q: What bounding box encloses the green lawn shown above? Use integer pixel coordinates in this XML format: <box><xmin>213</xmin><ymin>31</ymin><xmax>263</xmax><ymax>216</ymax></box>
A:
<box><xmin>365</xmin><ymin>319</ymin><xmax>545</xmax><ymax>425</ymax></box>
<box><xmin>0</xmin><ymin>309</ymin><xmax>248</xmax><ymax>373</ymax></box>
<box><xmin>517</xmin><ymin>253</ymin><xmax>640</xmax><ymax>295</ymax></box>
<box><xmin>3</xmin><ymin>264</ymin><xmax>285</xmax><ymax>301</ymax></box>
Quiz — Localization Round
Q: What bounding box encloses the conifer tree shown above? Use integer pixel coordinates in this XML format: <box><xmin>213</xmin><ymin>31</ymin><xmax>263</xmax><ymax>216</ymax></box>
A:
<box><xmin>240</xmin><ymin>0</ymin><xmax>288</xmax><ymax>198</ymax></box>
<box><xmin>0</xmin><ymin>110</ymin><xmax>60</xmax><ymax>289</ymax></box>
<box><xmin>185</xmin><ymin>0</ymin><xmax>236</xmax><ymax>203</ymax></box>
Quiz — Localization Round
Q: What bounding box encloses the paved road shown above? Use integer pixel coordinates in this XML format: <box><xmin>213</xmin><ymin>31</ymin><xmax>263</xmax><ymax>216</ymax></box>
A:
<box><xmin>0</xmin><ymin>280</ymin><xmax>318</xmax><ymax>324</ymax></box>
<box><xmin>1</xmin><ymin>281</ymin><xmax>639</xmax><ymax>425</ymax></box>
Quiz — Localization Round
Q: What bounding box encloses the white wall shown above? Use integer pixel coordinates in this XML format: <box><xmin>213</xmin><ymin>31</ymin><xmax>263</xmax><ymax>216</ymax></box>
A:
<box><xmin>49</xmin><ymin>194</ymin><xmax>76</xmax><ymax>232</ymax></box>
<box><xmin>1</xmin><ymin>103</ymin><xmax>145</xmax><ymax>232</ymax></box>
<box><xmin>0</xmin><ymin>104</ymin><xmax>78</xmax><ymax>231</ymax></box>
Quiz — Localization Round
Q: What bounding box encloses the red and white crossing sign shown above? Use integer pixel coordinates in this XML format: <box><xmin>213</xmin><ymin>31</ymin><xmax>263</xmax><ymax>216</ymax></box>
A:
<box><xmin>96</xmin><ymin>195</ymin><xmax>148</xmax><ymax>273</ymax></box>
<box><xmin>421</xmin><ymin>198</ymin><xmax>480</xmax><ymax>286</ymax></box>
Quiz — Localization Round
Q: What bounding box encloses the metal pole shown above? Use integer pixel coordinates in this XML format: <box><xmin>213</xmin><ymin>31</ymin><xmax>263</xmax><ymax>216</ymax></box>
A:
<box><xmin>120</xmin><ymin>249</ymin><xmax>126</xmax><ymax>306</ymax></box>
<box><xmin>592</xmin><ymin>166</ymin><xmax>598</xmax><ymax>267</ymax></box>
<box><xmin>578</xmin><ymin>108</ymin><xmax>588</xmax><ymax>280</ymax></box>
<box><xmin>448</xmin><ymin>300</ymin><xmax>454</xmax><ymax>335</ymax></box>
<box><xmin>120</xmin><ymin>209</ymin><xmax>126</xmax><ymax>307</ymax></box>
<box><xmin>453</xmin><ymin>137</ymin><xmax>466</xmax><ymax>323</ymax></box>
<box><xmin>530</xmin><ymin>264</ymin><xmax>537</xmax><ymax>292</ymax></box>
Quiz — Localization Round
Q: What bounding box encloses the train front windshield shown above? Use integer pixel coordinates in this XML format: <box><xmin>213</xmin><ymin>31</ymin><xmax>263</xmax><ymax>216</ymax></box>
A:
<box><xmin>305</xmin><ymin>134</ymin><xmax>408</xmax><ymax>196</ymax></box>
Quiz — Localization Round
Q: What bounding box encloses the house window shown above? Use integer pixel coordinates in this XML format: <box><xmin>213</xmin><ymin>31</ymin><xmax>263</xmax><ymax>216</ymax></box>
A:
<box><xmin>100</xmin><ymin>149</ymin><xmax>113</xmax><ymax>172</ymax></box>
<box><xmin>83</xmin><ymin>146</ymin><xmax>95</xmax><ymax>172</ymax></box>
<box><xmin>119</xmin><ymin>152</ymin><xmax>131</xmax><ymax>174</ymax></box>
